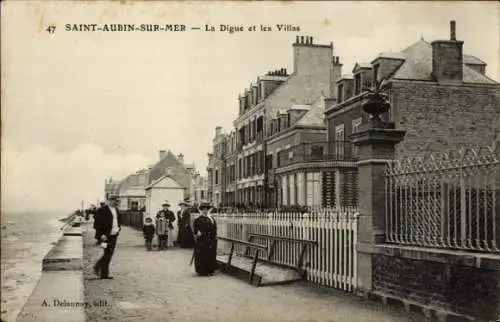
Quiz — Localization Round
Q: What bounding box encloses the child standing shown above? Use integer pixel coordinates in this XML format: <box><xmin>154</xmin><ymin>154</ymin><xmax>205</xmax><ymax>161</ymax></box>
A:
<box><xmin>142</xmin><ymin>217</ymin><xmax>155</xmax><ymax>251</ymax></box>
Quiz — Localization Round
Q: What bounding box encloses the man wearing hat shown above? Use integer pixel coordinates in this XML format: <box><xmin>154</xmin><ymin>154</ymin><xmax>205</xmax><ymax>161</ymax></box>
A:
<box><xmin>155</xmin><ymin>201</ymin><xmax>176</xmax><ymax>250</ymax></box>
<box><xmin>177</xmin><ymin>198</ymin><xmax>195</xmax><ymax>248</ymax></box>
<box><xmin>192</xmin><ymin>201</ymin><xmax>218</xmax><ymax>276</ymax></box>
<box><xmin>93</xmin><ymin>195</ymin><xmax>122</xmax><ymax>279</ymax></box>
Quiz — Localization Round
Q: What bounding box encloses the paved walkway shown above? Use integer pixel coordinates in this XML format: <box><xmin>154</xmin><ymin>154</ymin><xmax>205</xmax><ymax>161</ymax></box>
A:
<box><xmin>83</xmin><ymin>225</ymin><xmax>424</xmax><ymax>322</ymax></box>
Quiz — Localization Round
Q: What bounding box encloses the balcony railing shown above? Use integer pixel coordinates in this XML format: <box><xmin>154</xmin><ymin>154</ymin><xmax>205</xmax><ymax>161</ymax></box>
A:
<box><xmin>277</xmin><ymin>141</ymin><xmax>357</xmax><ymax>168</ymax></box>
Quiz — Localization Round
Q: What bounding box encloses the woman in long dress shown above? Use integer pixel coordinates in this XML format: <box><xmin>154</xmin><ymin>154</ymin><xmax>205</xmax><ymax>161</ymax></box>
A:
<box><xmin>177</xmin><ymin>200</ymin><xmax>195</xmax><ymax>248</ymax></box>
<box><xmin>192</xmin><ymin>201</ymin><xmax>217</xmax><ymax>276</ymax></box>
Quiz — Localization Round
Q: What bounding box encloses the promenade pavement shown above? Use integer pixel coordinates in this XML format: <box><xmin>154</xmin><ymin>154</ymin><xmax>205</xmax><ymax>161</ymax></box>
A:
<box><xmin>83</xmin><ymin>225</ymin><xmax>424</xmax><ymax>322</ymax></box>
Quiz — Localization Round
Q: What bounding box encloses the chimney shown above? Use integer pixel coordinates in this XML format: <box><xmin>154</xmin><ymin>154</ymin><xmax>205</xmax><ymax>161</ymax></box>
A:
<box><xmin>215</xmin><ymin>126</ymin><xmax>222</xmax><ymax>137</ymax></box>
<box><xmin>450</xmin><ymin>20</ymin><xmax>456</xmax><ymax>41</ymax></box>
<box><xmin>431</xmin><ymin>20</ymin><xmax>464</xmax><ymax>83</ymax></box>
<box><xmin>330</xmin><ymin>56</ymin><xmax>343</xmax><ymax>98</ymax></box>
<box><xmin>293</xmin><ymin>34</ymin><xmax>333</xmax><ymax>75</ymax></box>
<box><xmin>178</xmin><ymin>153</ymin><xmax>184</xmax><ymax>164</ymax></box>
<box><xmin>159</xmin><ymin>150</ymin><xmax>166</xmax><ymax>160</ymax></box>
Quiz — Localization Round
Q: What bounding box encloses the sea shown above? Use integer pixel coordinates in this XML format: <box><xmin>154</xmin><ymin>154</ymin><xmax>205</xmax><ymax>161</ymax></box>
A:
<box><xmin>1</xmin><ymin>211</ymin><xmax>70</xmax><ymax>322</ymax></box>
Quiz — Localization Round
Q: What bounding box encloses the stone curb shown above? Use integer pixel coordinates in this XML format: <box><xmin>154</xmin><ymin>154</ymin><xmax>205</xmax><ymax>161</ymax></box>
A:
<box><xmin>16</xmin><ymin>223</ymin><xmax>87</xmax><ymax>322</ymax></box>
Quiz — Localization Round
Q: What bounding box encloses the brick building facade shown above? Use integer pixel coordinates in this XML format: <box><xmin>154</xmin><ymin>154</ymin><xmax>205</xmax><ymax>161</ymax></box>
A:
<box><xmin>206</xmin><ymin>126</ymin><xmax>226</xmax><ymax>207</ymax></box>
<box><xmin>325</xmin><ymin>21</ymin><xmax>500</xmax><ymax>160</ymax></box>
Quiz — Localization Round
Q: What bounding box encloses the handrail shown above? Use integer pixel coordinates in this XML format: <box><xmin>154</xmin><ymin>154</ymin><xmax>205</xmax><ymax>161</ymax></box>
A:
<box><xmin>217</xmin><ymin>236</ymin><xmax>267</xmax><ymax>250</ymax></box>
<box><xmin>248</xmin><ymin>233</ymin><xmax>317</xmax><ymax>245</ymax></box>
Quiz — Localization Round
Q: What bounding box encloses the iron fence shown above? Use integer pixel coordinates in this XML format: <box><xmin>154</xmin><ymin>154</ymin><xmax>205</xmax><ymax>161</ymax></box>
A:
<box><xmin>385</xmin><ymin>146</ymin><xmax>500</xmax><ymax>253</ymax></box>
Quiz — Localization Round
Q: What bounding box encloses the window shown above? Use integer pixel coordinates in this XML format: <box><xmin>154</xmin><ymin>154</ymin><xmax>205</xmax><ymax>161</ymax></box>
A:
<box><xmin>311</xmin><ymin>145</ymin><xmax>324</xmax><ymax>158</ymax></box>
<box><xmin>335</xmin><ymin>124</ymin><xmax>345</xmax><ymax>158</ymax></box>
<box><xmin>352</xmin><ymin>117</ymin><xmax>362</xmax><ymax>133</ymax></box>
<box><xmin>352</xmin><ymin>118</ymin><xmax>362</xmax><ymax>157</ymax></box>
<box><xmin>287</xmin><ymin>113</ymin><xmax>291</xmax><ymax>127</ymax></box>
<box><xmin>256</xmin><ymin>117</ymin><xmax>263</xmax><ymax>132</ymax></box>
<box><xmin>277</xmin><ymin>118</ymin><xmax>281</xmax><ymax>131</ymax></box>
<box><xmin>215</xmin><ymin>170</ymin><xmax>219</xmax><ymax>184</ymax></box>
<box><xmin>266</xmin><ymin>154</ymin><xmax>273</xmax><ymax>169</ymax></box>
<box><xmin>373</xmin><ymin>64</ymin><xmax>379</xmax><ymax>85</ymax></box>
<box><xmin>354</xmin><ymin>74</ymin><xmax>362</xmax><ymax>95</ymax></box>
<box><xmin>338</xmin><ymin>84</ymin><xmax>344</xmax><ymax>103</ymax></box>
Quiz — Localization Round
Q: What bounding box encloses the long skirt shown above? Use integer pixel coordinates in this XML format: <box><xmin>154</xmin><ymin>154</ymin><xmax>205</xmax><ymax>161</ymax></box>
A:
<box><xmin>178</xmin><ymin>226</ymin><xmax>195</xmax><ymax>248</ymax></box>
<box><xmin>194</xmin><ymin>239</ymin><xmax>217</xmax><ymax>276</ymax></box>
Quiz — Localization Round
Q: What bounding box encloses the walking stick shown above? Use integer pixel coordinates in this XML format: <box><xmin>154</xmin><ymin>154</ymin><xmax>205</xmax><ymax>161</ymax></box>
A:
<box><xmin>189</xmin><ymin>247</ymin><xmax>195</xmax><ymax>266</ymax></box>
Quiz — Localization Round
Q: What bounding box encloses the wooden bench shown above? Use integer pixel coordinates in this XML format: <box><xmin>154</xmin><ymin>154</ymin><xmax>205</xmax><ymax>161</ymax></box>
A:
<box><xmin>245</xmin><ymin>233</ymin><xmax>317</xmax><ymax>276</ymax></box>
<box><xmin>216</xmin><ymin>236</ymin><xmax>267</xmax><ymax>285</ymax></box>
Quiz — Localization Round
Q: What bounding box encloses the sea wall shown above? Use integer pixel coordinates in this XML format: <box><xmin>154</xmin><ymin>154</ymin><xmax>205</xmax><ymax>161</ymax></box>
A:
<box><xmin>16</xmin><ymin>220</ymin><xmax>85</xmax><ymax>322</ymax></box>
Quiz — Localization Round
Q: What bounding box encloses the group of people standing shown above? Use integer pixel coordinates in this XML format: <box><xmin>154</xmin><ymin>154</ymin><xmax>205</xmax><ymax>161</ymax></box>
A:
<box><xmin>142</xmin><ymin>199</ymin><xmax>194</xmax><ymax>251</ymax></box>
<box><xmin>142</xmin><ymin>198</ymin><xmax>218</xmax><ymax>276</ymax></box>
<box><xmin>92</xmin><ymin>195</ymin><xmax>218</xmax><ymax>279</ymax></box>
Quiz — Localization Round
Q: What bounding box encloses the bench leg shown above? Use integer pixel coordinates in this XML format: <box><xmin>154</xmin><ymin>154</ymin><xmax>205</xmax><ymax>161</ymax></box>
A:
<box><xmin>297</xmin><ymin>244</ymin><xmax>307</xmax><ymax>270</ymax></box>
<box><xmin>249</xmin><ymin>250</ymin><xmax>259</xmax><ymax>285</ymax></box>
<box><xmin>244</xmin><ymin>235</ymin><xmax>254</xmax><ymax>257</ymax></box>
<box><xmin>227</xmin><ymin>243</ymin><xmax>235</xmax><ymax>270</ymax></box>
<box><xmin>267</xmin><ymin>240</ymin><xmax>277</xmax><ymax>261</ymax></box>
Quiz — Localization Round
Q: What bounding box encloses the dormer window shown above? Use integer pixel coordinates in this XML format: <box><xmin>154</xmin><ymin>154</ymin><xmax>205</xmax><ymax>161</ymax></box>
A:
<box><xmin>354</xmin><ymin>74</ymin><xmax>362</xmax><ymax>95</ymax></box>
<box><xmin>277</xmin><ymin>118</ymin><xmax>281</xmax><ymax>131</ymax></box>
<box><xmin>373</xmin><ymin>64</ymin><xmax>380</xmax><ymax>85</ymax></box>
<box><xmin>287</xmin><ymin>113</ymin><xmax>291</xmax><ymax>127</ymax></box>
<box><xmin>338</xmin><ymin>84</ymin><xmax>344</xmax><ymax>103</ymax></box>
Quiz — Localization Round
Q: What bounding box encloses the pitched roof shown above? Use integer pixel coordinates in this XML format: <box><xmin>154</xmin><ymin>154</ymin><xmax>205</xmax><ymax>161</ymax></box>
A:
<box><xmin>289</xmin><ymin>104</ymin><xmax>311</xmax><ymax>111</ymax></box>
<box><xmin>148</xmin><ymin>150</ymin><xmax>191</xmax><ymax>188</ymax></box>
<box><xmin>146</xmin><ymin>174</ymin><xmax>183</xmax><ymax>190</ymax></box>
<box><xmin>464</xmin><ymin>54</ymin><xmax>486</xmax><ymax>65</ymax></box>
<box><xmin>390</xmin><ymin>39</ymin><xmax>497</xmax><ymax>84</ymax></box>
<box><xmin>372</xmin><ymin>52</ymin><xmax>407</xmax><ymax>62</ymax></box>
<box><xmin>295</xmin><ymin>96</ymin><xmax>326</xmax><ymax>127</ymax></box>
<box><xmin>338</xmin><ymin>74</ymin><xmax>354</xmax><ymax>81</ymax></box>
<box><xmin>352</xmin><ymin>62</ymin><xmax>372</xmax><ymax>73</ymax></box>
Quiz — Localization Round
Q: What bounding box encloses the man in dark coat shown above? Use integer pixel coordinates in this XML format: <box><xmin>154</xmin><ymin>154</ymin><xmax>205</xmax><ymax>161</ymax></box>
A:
<box><xmin>93</xmin><ymin>195</ymin><xmax>123</xmax><ymax>279</ymax></box>
<box><xmin>177</xmin><ymin>198</ymin><xmax>195</xmax><ymax>248</ymax></box>
<box><xmin>192</xmin><ymin>201</ymin><xmax>217</xmax><ymax>276</ymax></box>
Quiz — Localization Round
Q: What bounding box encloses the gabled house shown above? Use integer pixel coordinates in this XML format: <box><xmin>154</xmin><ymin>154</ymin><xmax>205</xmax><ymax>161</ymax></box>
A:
<box><xmin>147</xmin><ymin>150</ymin><xmax>195</xmax><ymax>201</ymax></box>
<box><xmin>112</xmin><ymin>169</ymin><xmax>149</xmax><ymax>211</ymax></box>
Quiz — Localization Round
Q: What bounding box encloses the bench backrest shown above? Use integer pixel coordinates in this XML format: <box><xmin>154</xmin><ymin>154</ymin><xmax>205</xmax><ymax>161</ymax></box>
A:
<box><xmin>217</xmin><ymin>236</ymin><xmax>267</xmax><ymax>250</ymax></box>
<box><xmin>248</xmin><ymin>233</ymin><xmax>317</xmax><ymax>245</ymax></box>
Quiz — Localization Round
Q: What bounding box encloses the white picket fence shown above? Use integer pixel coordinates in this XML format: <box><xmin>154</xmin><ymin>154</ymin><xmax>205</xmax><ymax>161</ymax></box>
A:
<box><xmin>213</xmin><ymin>209</ymin><xmax>359</xmax><ymax>292</ymax></box>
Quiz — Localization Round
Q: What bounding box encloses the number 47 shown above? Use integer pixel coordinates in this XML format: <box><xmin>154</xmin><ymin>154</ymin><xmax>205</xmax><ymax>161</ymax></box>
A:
<box><xmin>46</xmin><ymin>25</ymin><xmax>56</xmax><ymax>34</ymax></box>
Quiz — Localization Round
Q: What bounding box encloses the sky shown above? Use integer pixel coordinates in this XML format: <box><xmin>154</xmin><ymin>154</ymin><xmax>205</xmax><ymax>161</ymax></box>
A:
<box><xmin>2</xmin><ymin>1</ymin><xmax>499</xmax><ymax>213</ymax></box>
